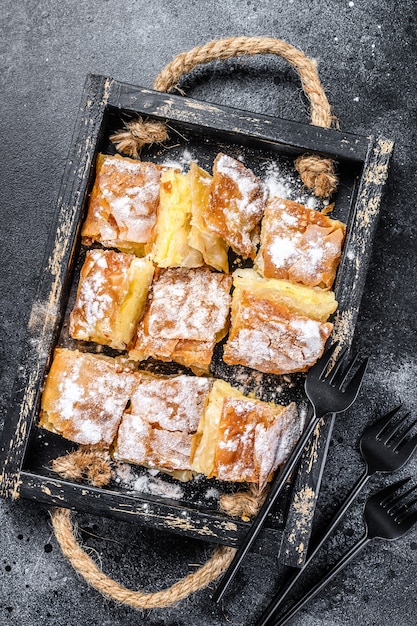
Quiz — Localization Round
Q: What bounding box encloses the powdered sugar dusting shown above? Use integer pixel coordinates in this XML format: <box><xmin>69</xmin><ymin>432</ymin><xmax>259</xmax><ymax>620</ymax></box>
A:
<box><xmin>115</xmin><ymin>411</ymin><xmax>194</xmax><ymax>471</ymax></box>
<box><xmin>83</xmin><ymin>155</ymin><xmax>161</xmax><ymax>246</ymax></box>
<box><xmin>114</xmin><ymin>373</ymin><xmax>213</xmax><ymax>472</ymax></box>
<box><xmin>261</xmin><ymin>161</ymin><xmax>324</xmax><ymax>210</ymax></box>
<box><xmin>113</xmin><ymin>463</ymin><xmax>184</xmax><ymax>500</ymax></box>
<box><xmin>207</xmin><ymin>153</ymin><xmax>266</xmax><ymax>257</ymax></box>
<box><xmin>212</xmin><ymin>396</ymin><xmax>302</xmax><ymax>488</ymax></box>
<box><xmin>69</xmin><ymin>249</ymin><xmax>135</xmax><ymax>346</ymax></box>
<box><xmin>43</xmin><ymin>349</ymin><xmax>135</xmax><ymax>446</ymax></box>
<box><xmin>257</xmin><ymin>199</ymin><xmax>345</xmax><ymax>288</ymax></box>
<box><xmin>216</xmin><ymin>153</ymin><xmax>263</xmax><ymax>220</ymax></box>
<box><xmin>148</xmin><ymin>268</ymin><xmax>232</xmax><ymax>341</ymax></box>
<box><xmin>269</xmin><ymin>234</ymin><xmax>301</xmax><ymax>267</ymax></box>
<box><xmin>129</xmin><ymin>374</ymin><xmax>212</xmax><ymax>432</ymax></box>
<box><xmin>224</xmin><ymin>294</ymin><xmax>333</xmax><ymax>375</ymax></box>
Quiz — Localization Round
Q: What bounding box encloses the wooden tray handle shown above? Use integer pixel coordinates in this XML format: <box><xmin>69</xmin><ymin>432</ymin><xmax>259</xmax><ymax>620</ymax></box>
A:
<box><xmin>51</xmin><ymin>507</ymin><xmax>235</xmax><ymax>609</ymax></box>
<box><xmin>49</xmin><ymin>447</ymin><xmax>238</xmax><ymax>607</ymax></box>
<box><xmin>49</xmin><ymin>447</ymin><xmax>270</xmax><ymax>607</ymax></box>
<box><xmin>112</xmin><ymin>36</ymin><xmax>338</xmax><ymax>197</ymax></box>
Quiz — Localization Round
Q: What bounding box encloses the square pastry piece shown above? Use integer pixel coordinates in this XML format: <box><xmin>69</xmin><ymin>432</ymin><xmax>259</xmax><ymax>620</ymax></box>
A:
<box><xmin>39</xmin><ymin>349</ymin><xmax>136</xmax><ymax>447</ymax></box>
<box><xmin>129</xmin><ymin>267</ymin><xmax>232</xmax><ymax>374</ymax></box>
<box><xmin>188</xmin><ymin>162</ymin><xmax>229</xmax><ymax>273</ymax></box>
<box><xmin>150</xmin><ymin>164</ymin><xmax>229</xmax><ymax>271</ymax></box>
<box><xmin>223</xmin><ymin>269</ymin><xmax>337</xmax><ymax>375</ymax></box>
<box><xmin>255</xmin><ymin>197</ymin><xmax>346</xmax><ymax>289</ymax></box>
<box><xmin>191</xmin><ymin>380</ymin><xmax>301</xmax><ymax>489</ymax></box>
<box><xmin>81</xmin><ymin>153</ymin><xmax>162</xmax><ymax>256</ymax></box>
<box><xmin>150</xmin><ymin>167</ymin><xmax>204</xmax><ymax>268</ymax></box>
<box><xmin>69</xmin><ymin>249</ymin><xmax>154</xmax><ymax>350</ymax></box>
<box><xmin>113</xmin><ymin>373</ymin><xmax>213</xmax><ymax>479</ymax></box>
<box><xmin>202</xmin><ymin>153</ymin><xmax>266</xmax><ymax>259</ymax></box>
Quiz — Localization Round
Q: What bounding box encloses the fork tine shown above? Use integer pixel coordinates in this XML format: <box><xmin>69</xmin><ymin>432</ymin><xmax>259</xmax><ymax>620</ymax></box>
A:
<box><xmin>371</xmin><ymin>404</ymin><xmax>403</xmax><ymax>439</ymax></box>
<box><xmin>394</xmin><ymin>492</ymin><xmax>417</xmax><ymax>520</ymax></box>
<box><xmin>379</xmin><ymin>477</ymin><xmax>412</xmax><ymax>507</ymax></box>
<box><xmin>399</xmin><ymin>508</ymin><xmax>417</xmax><ymax>529</ymax></box>
<box><xmin>326</xmin><ymin>346</ymin><xmax>349</xmax><ymax>383</ymax></box>
<box><xmin>396</xmin><ymin>496</ymin><xmax>417</xmax><ymax>531</ymax></box>
<box><xmin>387</xmin><ymin>483</ymin><xmax>417</xmax><ymax>514</ymax></box>
<box><xmin>382</xmin><ymin>411</ymin><xmax>412</xmax><ymax>444</ymax></box>
<box><xmin>308</xmin><ymin>341</ymin><xmax>339</xmax><ymax>379</ymax></box>
<box><xmin>329</xmin><ymin>352</ymin><xmax>359</xmax><ymax>388</ymax></box>
<box><xmin>392</xmin><ymin>417</ymin><xmax>417</xmax><ymax>450</ymax></box>
<box><xmin>403</xmin><ymin>494</ymin><xmax>417</xmax><ymax>510</ymax></box>
<box><xmin>343</xmin><ymin>357</ymin><xmax>369</xmax><ymax>396</ymax></box>
<box><xmin>393</xmin><ymin>431</ymin><xmax>417</xmax><ymax>460</ymax></box>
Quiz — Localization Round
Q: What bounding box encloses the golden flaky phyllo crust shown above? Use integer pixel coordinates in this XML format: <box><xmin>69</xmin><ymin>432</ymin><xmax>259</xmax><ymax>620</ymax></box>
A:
<box><xmin>82</xmin><ymin>154</ymin><xmax>162</xmax><ymax>256</ymax></box>
<box><xmin>190</xmin><ymin>380</ymin><xmax>301</xmax><ymax>490</ymax></box>
<box><xmin>69</xmin><ymin>249</ymin><xmax>154</xmax><ymax>350</ymax></box>
<box><xmin>129</xmin><ymin>267</ymin><xmax>232</xmax><ymax>374</ymax></box>
<box><xmin>255</xmin><ymin>197</ymin><xmax>346</xmax><ymax>289</ymax></box>
<box><xmin>39</xmin><ymin>349</ymin><xmax>136</xmax><ymax>447</ymax></box>
<box><xmin>203</xmin><ymin>153</ymin><xmax>266</xmax><ymax>259</ymax></box>
<box><xmin>223</xmin><ymin>269</ymin><xmax>336</xmax><ymax>375</ymax></box>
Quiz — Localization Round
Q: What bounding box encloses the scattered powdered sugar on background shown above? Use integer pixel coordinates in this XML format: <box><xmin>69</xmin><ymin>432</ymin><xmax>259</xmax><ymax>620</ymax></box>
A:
<box><xmin>113</xmin><ymin>463</ymin><xmax>185</xmax><ymax>500</ymax></box>
<box><xmin>260</xmin><ymin>161</ymin><xmax>328</xmax><ymax>209</ymax></box>
<box><xmin>204</xmin><ymin>487</ymin><xmax>220</xmax><ymax>500</ymax></box>
<box><xmin>161</xmin><ymin>149</ymin><xmax>197</xmax><ymax>172</ymax></box>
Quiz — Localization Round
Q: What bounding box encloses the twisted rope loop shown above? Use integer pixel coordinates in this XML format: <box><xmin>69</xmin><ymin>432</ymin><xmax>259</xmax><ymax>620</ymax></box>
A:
<box><xmin>154</xmin><ymin>36</ymin><xmax>333</xmax><ymax>129</ymax></box>
<box><xmin>51</xmin><ymin>507</ymin><xmax>236</xmax><ymax>609</ymax></box>
<box><xmin>112</xmin><ymin>36</ymin><xmax>338</xmax><ymax>197</ymax></box>
<box><xmin>50</xmin><ymin>446</ymin><xmax>258</xmax><ymax>608</ymax></box>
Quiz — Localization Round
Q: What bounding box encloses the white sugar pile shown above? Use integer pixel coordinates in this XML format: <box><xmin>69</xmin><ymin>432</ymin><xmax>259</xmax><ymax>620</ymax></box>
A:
<box><xmin>113</xmin><ymin>463</ymin><xmax>184</xmax><ymax>500</ymax></box>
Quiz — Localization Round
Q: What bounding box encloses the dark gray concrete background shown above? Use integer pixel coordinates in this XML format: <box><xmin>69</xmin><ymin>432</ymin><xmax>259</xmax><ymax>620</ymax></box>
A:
<box><xmin>1</xmin><ymin>1</ymin><xmax>416</xmax><ymax>625</ymax></box>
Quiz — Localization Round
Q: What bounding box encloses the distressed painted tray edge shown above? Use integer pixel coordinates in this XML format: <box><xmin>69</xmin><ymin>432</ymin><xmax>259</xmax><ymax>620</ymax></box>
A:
<box><xmin>0</xmin><ymin>74</ymin><xmax>394</xmax><ymax>553</ymax></box>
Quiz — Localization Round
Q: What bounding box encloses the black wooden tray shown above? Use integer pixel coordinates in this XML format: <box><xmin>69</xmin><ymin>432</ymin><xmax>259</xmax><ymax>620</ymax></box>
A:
<box><xmin>0</xmin><ymin>74</ymin><xmax>393</xmax><ymax>557</ymax></box>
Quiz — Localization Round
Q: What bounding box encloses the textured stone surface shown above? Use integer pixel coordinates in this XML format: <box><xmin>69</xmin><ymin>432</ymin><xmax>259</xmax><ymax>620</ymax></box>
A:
<box><xmin>1</xmin><ymin>1</ymin><xmax>416</xmax><ymax>624</ymax></box>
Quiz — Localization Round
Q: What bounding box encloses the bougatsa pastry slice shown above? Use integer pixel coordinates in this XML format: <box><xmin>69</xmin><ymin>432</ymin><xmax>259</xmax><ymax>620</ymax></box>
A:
<box><xmin>188</xmin><ymin>162</ymin><xmax>229</xmax><ymax>273</ymax></box>
<box><xmin>203</xmin><ymin>153</ymin><xmax>266</xmax><ymax>259</ymax></box>
<box><xmin>190</xmin><ymin>379</ymin><xmax>301</xmax><ymax>490</ymax></box>
<box><xmin>255</xmin><ymin>197</ymin><xmax>346</xmax><ymax>289</ymax></box>
<box><xmin>130</xmin><ymin>330</ymin><xmax>214</xmax><ymax>377</ymax></box>
<box><xmin>82</xmin><ymin>153</ymin><xmax>162</xmax><ymax>256</ymax></box>
<box><xmin>223</xmin><ymin>268</ymin><xmax>336</xmax><ymax>375</ymax></box>
<box><xmin>39</xmin><ymin>348</ymin><xmax>136</xmax><ymax>447</ymax></box>
<box><xmin>113</xmin><ymin>373</ymin><xmax>213</xmax><ymax>479</ymax></box>
<box><xmin>129</xmin><ymin>267</ymin><xmax>232</xmax><ymax>374</ymax></box>
<box><xmin>69</xmin><ymin>249</ymin><xmax>154</xmax><ymax>350</ymax></box>
<box><xmin>151</xmin><ymin>168</ymin><xmax>204</xmax><ymax>268</ymax></box>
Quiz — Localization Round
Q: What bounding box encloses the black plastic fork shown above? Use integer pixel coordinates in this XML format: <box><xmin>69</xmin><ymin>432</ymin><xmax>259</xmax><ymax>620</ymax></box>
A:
<box><xmin>212</xmin><ymin>343</ymin><xmax>368</xmax><ymax>603</ymax></box>
<box><xmin>269</xmin><ymin>478</ymin><xmax>417</xmax><ymax>626</ymax></box>
<box><xmin>256</xmin><ymin>404</ymin><xmax>417</xmax><ymax>626</ymax></box>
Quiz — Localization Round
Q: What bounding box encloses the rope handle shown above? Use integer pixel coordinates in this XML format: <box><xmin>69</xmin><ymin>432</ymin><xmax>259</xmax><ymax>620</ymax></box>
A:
<box><xmin>51</xmin><ymin>507</ymin><xmax>236</xmax><ymax>609</ymax></box>
<box><xmin>111</xmin><ymin>36</ymin><xmax>338</xmax><ymax>197</ymax></box>
<box><xmin>49</xmin><ymin>446</ymin><xmax>259</xmax><ymax>608</ymax></box>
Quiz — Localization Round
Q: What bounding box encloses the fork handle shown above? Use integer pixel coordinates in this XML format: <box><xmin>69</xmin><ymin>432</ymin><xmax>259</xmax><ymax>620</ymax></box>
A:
<box><xmin>256</xmin><ymin>470</ymin><xmax>371</xmax><ymax>626</ymax></box>
<box><xmin>270</xmin><ymin>535</ymin><xmax>371</xmax><ymax>626</ymax></box>
<box><xmin>212</xmin><ymin>413</ymin><xmax>321</xmax><ymax>603</ymax></box>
